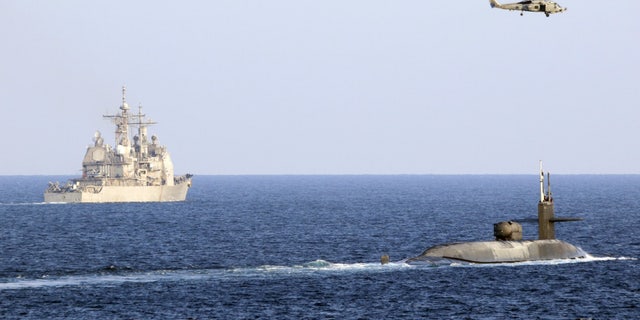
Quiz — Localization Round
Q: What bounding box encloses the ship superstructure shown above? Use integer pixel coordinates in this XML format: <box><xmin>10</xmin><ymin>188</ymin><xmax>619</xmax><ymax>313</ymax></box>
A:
<box><xmin>45</xmin><ymin>87</ymin><xmax>192</xmax><ymax>203</ymax></box>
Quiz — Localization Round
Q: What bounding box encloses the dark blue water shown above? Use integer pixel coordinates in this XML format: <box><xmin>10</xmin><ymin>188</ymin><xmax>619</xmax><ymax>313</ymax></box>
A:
<box><xmin>1</xmin><ymin>175</ymin><xmax>638</xmax><ymax>319</ymax></box>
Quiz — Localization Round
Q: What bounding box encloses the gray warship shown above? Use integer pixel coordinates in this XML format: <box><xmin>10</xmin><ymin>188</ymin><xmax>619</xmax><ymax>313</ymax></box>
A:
<box><xmin>398</xmin><ymin>162</ymin><xmax>585</xmax><ymax>265</ymax></box>
<box><xmin>44</xmin><ymin>87</ymin><xmax>192</xmax><ymax>203</ymax></box>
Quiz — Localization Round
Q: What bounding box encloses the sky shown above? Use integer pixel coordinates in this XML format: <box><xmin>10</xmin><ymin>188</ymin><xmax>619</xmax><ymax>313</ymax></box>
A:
<box><xmin>1</xmin><ymin>1</ymin><xmax>639</xmax><ymax>175</ymax></box>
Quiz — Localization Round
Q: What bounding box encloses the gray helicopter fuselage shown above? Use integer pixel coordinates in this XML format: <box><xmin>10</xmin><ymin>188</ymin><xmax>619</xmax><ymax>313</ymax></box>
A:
<box><xmin>490</xmin><ymin>0</ymin><xmax>567</xmax><ymax>17</ymax></box>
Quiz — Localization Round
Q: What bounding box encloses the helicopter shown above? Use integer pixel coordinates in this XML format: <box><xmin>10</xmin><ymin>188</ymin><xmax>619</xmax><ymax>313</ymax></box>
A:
<box><xmin>489</xmin><ymin>0</ymin><xmax>567</xmax><ymax>17</ymax></box>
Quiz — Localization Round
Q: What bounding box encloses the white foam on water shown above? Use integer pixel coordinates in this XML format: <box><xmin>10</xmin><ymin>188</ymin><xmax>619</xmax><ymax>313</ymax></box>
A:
<box><xmin>456</xmin><ymin>254</ymin><xmax>632</xmax><ymax>268</ymax></box>
<box><xmin>0</xmin><ymin>202</ymin><xmax>50</xmax><ymax>206</ymax></box>
<box><xmin>0</xmin><ymin>255</ymin><xmax>632</xmax><ymax>291</ymax></box>
<box><xmin>232</xmin><ymin>259</ymin><xmax>411</xmax><ymax>277</ymax></box>
<box><xmin>0</xmin><ymin>274</ymin><xmax>158</xmax><ymax>290</ymax></box>
<box><xmin>0</xmin><ymin>260</ymin><xmax>412</xmax><ymax>290</ymax></box>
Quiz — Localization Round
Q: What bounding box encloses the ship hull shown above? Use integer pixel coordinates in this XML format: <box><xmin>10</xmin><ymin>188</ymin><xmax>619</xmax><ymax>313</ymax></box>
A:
<box><xmin>406</xmin><ymin>239</ymin><xmax>586</xmax><ymax>264</ymax></box>
<box><xmin>44</xmin><ymin>183</ymin><xmax>190</xmax><ymax>203</ymax></box>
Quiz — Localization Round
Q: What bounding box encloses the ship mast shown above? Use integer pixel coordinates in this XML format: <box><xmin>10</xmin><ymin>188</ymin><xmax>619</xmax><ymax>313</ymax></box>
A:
<box><xmin>538</xmin><ymin>160</ymin><xmax>555</xmax><ymax>240</ymax></box>
<box><xmin>538</xmin><ymin>161</ymin><xmax>583</xmax><ymax>239</ymax></box>
<box><xmin>539</xmin><ymin>160</ymin><xmax>552</xmax><ymax>203</ymax></box>
<box><xmin>539</xmin><ymin>160</ymin><xmax>545</xmax><ymax>203</ymax></box>
<box><xmin>130</xmin><ymin>104</ymin><xmax>157</xmax><ymax>160</ymax></box>
<box><xmin>103</xmin><ymin>86</ymin><xmax>132</xmax><ymax>155</ymax></box>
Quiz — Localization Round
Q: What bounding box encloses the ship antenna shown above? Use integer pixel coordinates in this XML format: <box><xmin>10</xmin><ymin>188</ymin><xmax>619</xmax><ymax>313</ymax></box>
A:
<box><xmin>122</xmin><ymin>86</ymin><xmax>127</xmax><ymax>107</ymax></box>
<box><xmin>137</xmin><ymin>103</ymin><xmax>145</xmax><ymax>142</ymax></box>
<box><xmin>539</xmin><ymin>160</ymin><xmax>544</xmax><ymax>203</ymax></box>
<box><xmin>120</xmin><ymin>85</ymin><xmax>130</xmax><ymax>112</ymax></box>
<box><xmin>547</xmin><ymin>171</ymin><xmax>552</xmax><ymax>201</ymax></box>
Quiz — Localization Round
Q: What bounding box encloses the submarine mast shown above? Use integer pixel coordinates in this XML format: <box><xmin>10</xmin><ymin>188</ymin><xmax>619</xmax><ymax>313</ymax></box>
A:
<box><xmin>538</xmin><ymin>161</ymin><xmax>555</xmax><ymax>240</ymax></box>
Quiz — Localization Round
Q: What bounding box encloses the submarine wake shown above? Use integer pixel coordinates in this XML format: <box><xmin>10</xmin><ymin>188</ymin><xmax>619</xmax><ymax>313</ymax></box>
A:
<box><xmin>2</xmin><ymin>254</ymin><xmax>631</xmax><ymax>292</ymax></box>
<box><xmin>0</xmin><ymin>260</ymin><xmax>407</xmax><ymax>291</ymax></box>
<box><xmin>237</xmin><ymin>259</ymin><xmax>410</xmax><ymax>275</ymax></box>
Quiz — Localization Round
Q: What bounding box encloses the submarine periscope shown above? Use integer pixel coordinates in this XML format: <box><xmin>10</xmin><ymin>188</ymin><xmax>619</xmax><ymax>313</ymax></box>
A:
<box><xmin>402</xmin><ymin>162</ymin><xmax>586</xmax><ymax>265</ymax></box>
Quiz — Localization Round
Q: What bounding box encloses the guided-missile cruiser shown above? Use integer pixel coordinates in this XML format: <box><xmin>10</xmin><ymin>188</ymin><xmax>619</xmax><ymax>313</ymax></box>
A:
<box><xmin>402</xmin><ymin>162</ymin><xmax>585</xmax><ymax>264</ymax></box>
<box><xmin>44</xmin><ymin>87</ymin><xmax>192</xmax><ymax>203</ymax></box>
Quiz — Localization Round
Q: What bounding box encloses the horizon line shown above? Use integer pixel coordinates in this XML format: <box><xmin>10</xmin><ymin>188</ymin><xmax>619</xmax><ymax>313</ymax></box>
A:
<box><xmin>4</xmin><ymin>172</ymin><xmax>640</xmax><ymax>177</ymax></box>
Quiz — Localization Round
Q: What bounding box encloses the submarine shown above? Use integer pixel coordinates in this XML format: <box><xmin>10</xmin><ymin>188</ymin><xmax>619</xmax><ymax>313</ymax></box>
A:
<box><xmin>401</xmin><ymin>162</ymin><xmax>586</xmax><ymax>265</ymax></box>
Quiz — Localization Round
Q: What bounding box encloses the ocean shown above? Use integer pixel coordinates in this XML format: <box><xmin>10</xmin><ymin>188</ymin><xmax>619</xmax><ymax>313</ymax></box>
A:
<box><xmin>0</xmin><ymin>175</ymin><xmax>638</xmax><ymax>319</ymax></box>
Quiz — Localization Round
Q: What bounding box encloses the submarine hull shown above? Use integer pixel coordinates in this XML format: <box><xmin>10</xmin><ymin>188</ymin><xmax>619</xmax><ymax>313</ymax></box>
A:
<box><xmin>406</xmin><ymin>239</ymin><xmax>585</xmax><ymax>264</ymax></box>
